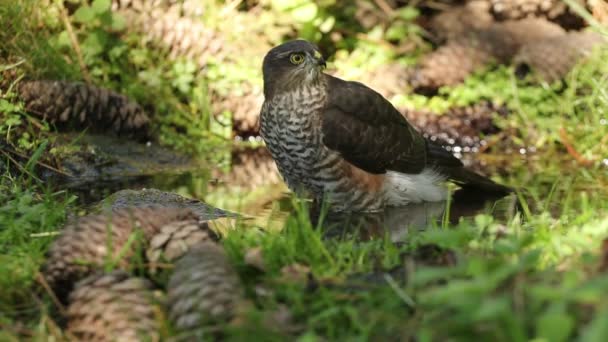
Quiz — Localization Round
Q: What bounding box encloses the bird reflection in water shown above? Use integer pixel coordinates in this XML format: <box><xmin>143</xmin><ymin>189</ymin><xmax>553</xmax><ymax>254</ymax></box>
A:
<box><xmin>313</xmin><ymin>189</ymin><xmax>518</xmax><ymax>242</ymax></box>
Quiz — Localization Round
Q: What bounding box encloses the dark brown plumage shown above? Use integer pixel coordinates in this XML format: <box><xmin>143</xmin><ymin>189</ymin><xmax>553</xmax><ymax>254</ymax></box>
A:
<box><xmin>260</xmin><ymin>40</ymin><xmax>510</xmax><ymax>212</ymax></box>
<box><xmin>322</xmin><ymin>76</ymin><xmax>428</xmax><ymax>174</ymax></box>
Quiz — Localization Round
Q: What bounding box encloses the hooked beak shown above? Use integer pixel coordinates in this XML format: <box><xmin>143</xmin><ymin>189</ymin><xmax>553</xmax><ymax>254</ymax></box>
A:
<box><xmin>311</xmin><ymin>50</ymin><xmax>326</xmax><ymax>69</ymax></box>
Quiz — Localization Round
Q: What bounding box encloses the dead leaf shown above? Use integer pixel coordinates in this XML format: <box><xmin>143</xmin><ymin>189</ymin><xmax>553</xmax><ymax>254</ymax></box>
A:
<box><xmin>244</xmin><ymin>247</ymin><xmax>266</xmax><ymax>271</ymax></box>
<box><xmin>279</xmin><ymin>263</ymin><xmax>311</xmax><ymax>283</ymax></box>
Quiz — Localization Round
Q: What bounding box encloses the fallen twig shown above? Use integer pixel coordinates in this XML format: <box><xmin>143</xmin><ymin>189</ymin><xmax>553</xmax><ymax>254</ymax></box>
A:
<box><xmin>0</xmin><ymin>149</ymin><xmax>43</xmax><ymax>182</ymax></box>
<box><xmin>2</xmin><ymin>147</ymin><xmax>72</xmax><ymax>177</ymax></box>
<box><xmin>59</xmin><ymin>5</ymin><xmax>91</xmax><ymax>83</ymax></box>
<box><xmin>559</xmin><ymin>127</ymin><xmax>594</xmax><ymax>166</ymax></box>
<box><xmin>35</xmin><ymin>272</ymin><xmax>67</xmax><ymax>315</ymax></box>
<box><xmin>374</xmin><ymin>0</ymin><xmax>394</xmax><ymax>16</ymax></box>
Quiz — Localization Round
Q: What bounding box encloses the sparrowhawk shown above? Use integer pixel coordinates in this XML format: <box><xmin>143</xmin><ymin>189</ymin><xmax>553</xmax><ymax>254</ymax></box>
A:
<box><xmin>260</xmin><ymin>40</ymin><xmax>511</xmax><ymax>212</ymax></box>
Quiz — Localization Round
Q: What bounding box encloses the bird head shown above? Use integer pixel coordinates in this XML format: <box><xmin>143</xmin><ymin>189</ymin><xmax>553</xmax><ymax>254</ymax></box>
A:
<box><xmin>262</xmin><ymin>40</ymin><xmax>326</xmax><ymax>98</ymax></box>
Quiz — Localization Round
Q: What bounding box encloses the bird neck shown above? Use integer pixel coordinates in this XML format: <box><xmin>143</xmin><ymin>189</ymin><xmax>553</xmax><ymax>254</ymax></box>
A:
<box><xmin>264</xmin><ymin>73</ymin><xmax>327</xmax><ymax>99</ymax></box>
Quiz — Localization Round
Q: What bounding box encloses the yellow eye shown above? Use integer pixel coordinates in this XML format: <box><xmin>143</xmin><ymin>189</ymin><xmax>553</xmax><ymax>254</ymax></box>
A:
<box><xmin>289</xmin><ymin>53</ymin><xmax>305</xmax><ymax>65</ymax></box>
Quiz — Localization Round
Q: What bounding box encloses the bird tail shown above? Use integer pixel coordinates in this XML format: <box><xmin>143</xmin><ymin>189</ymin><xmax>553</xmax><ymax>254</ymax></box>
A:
<box><xmin>425</xmin><ymin>140</ymin><xmax>512</xmax><ymax>195</ymax></box>
<box><xmin>442</xmin><ymin>166</ymin><xmax>513</xmax><ymax>195</ymax></box>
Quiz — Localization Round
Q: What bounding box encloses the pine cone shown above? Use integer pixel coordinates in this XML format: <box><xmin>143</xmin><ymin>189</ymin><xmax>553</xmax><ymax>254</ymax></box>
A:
<box><xmin>490</xmin><ymin>0</ymin><xmax>566</xmax><ymax>19</ymax></box>
<box><xmin>112</xmin><ymin>0</ymin><xmax>204</xmax><ymax>17</ymax></box>
<box><xmin>429</xmin><ymin>0</ymin><xmax>493</xmax><ymax>43</ymax></box>
<box><xmin>409</xmin><ymin>41</ymin><xmax>494</xmax><ymax>93</ymax></box>
<box><xmin>349</xmin><ymin>63</ymin><xmax>410</xmax><ymax>100</ymax></box>
<box><xmin>167</xmin><ymin>242</ymin><xmax>243</xmax><ymax>338</ymax></box>
<box><xmin>489</xmin><ymin>0</ymin><xmax>590</xmax><ymax>29</ymax></box>
<box><xmin>487</xmin><ymin>18</ymin><xmax>566</xmax><ymax>61</ymax></box>
<box><xmin>113</xmin><ymin>2</ymin><xmax>269</xmax><ymax>137</ymax></box>
<box><xmin>404</xmin><ymin>101</ymin><xmax>507</xmax><ymax>147</ymax></box>
<box><xmin>42</xmin><ymin>207</ymin><xmax>197</xmax><ymax>298</ymax></box>
<box><xmin>211</xmin><ymin>148</ymin><xmax>281</xmax><ymax>189</ymax></box>
<box><xmin>111</xmin><ymin>0</ymin><xmax>167</xmax><ymax>12</ymax></box>
<box><xmin>67</xmin><ymin>270</ymin><xmax>159</xmax><ymax>342</ymax></box>
<box><xmin>211</xmin><ymin>83</ymin><xmax>264</xmax><ymax>136</ymax></box>
<box><xmin>118</xmin><ymin>8</ymin><xmax>226</xmax><ymax>70</ymax></box>
<box><xmin>17</xmin><ymin>80</ymin><xmax>150</xmax><ymax>140</ymax></box>
<box><xmin>410</xmin><ymin>18</ymin><xmax>564</xmax><ymax>92</ymax></box>
<box><xmin>514</xmin><ymin>31</ymin><xmax>607</xmax><ymax>82</ymax></box>
<box><xmin>146</xmin><ymin>219</ymin><xmax>217</xmax><ymax>273</ymax></box>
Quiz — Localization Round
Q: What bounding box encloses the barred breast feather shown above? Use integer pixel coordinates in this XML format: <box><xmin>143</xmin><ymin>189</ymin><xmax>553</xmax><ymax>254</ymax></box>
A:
<box><xmin>260</xmin><ymin>82</ymin><xmax>447</xmax><ymax>212</ymax></box>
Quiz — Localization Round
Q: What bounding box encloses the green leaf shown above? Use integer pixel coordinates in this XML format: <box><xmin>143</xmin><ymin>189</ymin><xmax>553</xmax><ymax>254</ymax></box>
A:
<box><xmin>54</xmin><ymin>32</ymin><xmax>70</xmax><ymax>51</ymax></box>
<box><xmin>472</xmin><ymin>296</ymin><xmax>509</xmax><ymax>321</ymax></box>
<box><xmin>318</xmin><ymin>16</ymin><xmax>334</xmax><ymax>33</ymax></box>
<box><xmin>290</xmin><ymin>2</ymin><xmax>318</xmax><ymax>23</ymax></box>
<box><xmin>536</xmin><ymin>309</ymin><xmax>574</xmax><ymax>342</ymax></box>
<box><xmin>72</xmin><ymin>5</ymin><xmax>95</xmax><ymax>23</ymax></box>
<box><xmin>386</xmin><ymin>25</ymin><xmax>407</xmax><ymax>41</ymax></box>
<box><xmin>82</xmin><ymin>30</ymin><xmax>109</xmax><ymax>57</ymax></box>
<box><xmin>580</xmin><ymin>308</ymin><xmax>608</xmax><ymax>342</ymax></box>
<box><xmin>0</xmin><ymin>99</ymin><xmax>22</xmax><ymax>114</ymax></box>
<box><xmin>25</xmin><ymin>140</ymin><xmax>48</xmax><ymax>174</ymax></box>
<box><xmin>110</xmin><ymin>12</ymin><xmax>126</xmax><ymax>31</ymax></box>
<box><xmin>397</xmin><ymin>7</ymin><xmax>419</xmax><ymax>21</ymax></box>
<box><xmin>91</xmin><ymin>0</ymin><xmax>111</xmax><ymax>14</ymax></box>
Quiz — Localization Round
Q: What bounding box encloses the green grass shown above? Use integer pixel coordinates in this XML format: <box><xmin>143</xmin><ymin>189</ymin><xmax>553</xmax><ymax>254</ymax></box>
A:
<box><xmin>0</xmin><ymin>170</ymin><xmax>75</xmax><ymax>340</ymax></box>
<box><xmin>216</xmin><ymin>191</ymin><xmax>608</xmax><ymax>340</ymax></box>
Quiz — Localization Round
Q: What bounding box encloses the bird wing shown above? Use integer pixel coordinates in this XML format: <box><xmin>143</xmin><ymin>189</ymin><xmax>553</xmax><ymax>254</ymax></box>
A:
<box><xmin>322</xmin><ymin>75</ymin><xmax>453</xmax><ymax>174</ymax></box>
<box><xmin>321</xmin><ymin>75</ymin><xmax>513</xmax><ymax>194</ymax></box>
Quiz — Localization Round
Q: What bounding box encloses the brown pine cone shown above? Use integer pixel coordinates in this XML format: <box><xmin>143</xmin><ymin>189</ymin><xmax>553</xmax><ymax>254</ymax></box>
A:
<box><xmin>489</xmin><ymin>0</ymin><xmax>591</xmax><ymax>29</ymax></box>
<box><xmin>514</xmin><ymin>31</ymin><xmax>607</xmax><ymax>82</ymax></box>
<box><xmin>487</xmin><ymin>18</ymin><xmax>566</xmax><ymax>62</ymax></box>
<box><xmin>112</xmin><ymin>0</ymin><xmax>204</xmax><ymax>16</ymax></box>
<box><xmin>118</xmin><ymin>8</ymin><xmax>226</xmax><ymax>71</ymax></box>
<box><xmin>166</xmin><ymin>0</ymin><xmax>206</xmax><ymax>17</ymax></box>
<box><xmin>410</xmin><ymin>18</ymin><xmax>564</xmax><ymax>92</ymax></box>
<box><xmin>146</xmin><ymin>219</ymin><xmax>217</xmax><ymax>273</ymax></box>
<box><xmin>112</xmin><ymin>1</ymin><xmax>269</xmax><ymax>137</ymax></box>
<box><xmin>347</xmin><ymin>63</ymin><xmax>410</xmax><ymax>100</ymax></box>
<box><xmin>67</xmin><ymin>270</ymin><xmax>159</xmax><ymax>342</ymax></box>
<box><xmin>167</xmin><ymin>242</ymin><xmax>243</xmax><ymax>338</ymax></box>
<box><xmin>42</xmin><ymin>207</ymin><xmax>197</xmax><ymax>298</ymax></box>
<box><xmin>490</xmin><ymin>0</ymin><xmax>568</xmax><ymax>20</ymax></box>
<box><xmin>429</xmin><ymin>0</ymin><xmax>493</xmax><ymax>43</ymax></box>
<box><xmin>404</xmin><ymin>101</ymin><xmax>508</xmax><ymax>147</ymax></box>
<box><xmin>17</xmin><ymin>80</ymin><xmax>150</xmax><ymax>140</ymax></box>
<box><xmin>211</xmin><ymin>148</ymin><xmax>281</xmax><ymax>189</ymax></box>
<box><xmin>408</xmin><ymin>41</ymin><xmax>494</xmax><ymax>93</ymax></box>
<box><xmin>211</xmin><ymin>83</ymin><xmax>264</xmax><ymax>136</ymax></box>
<box><xmin>111</xmin><ymin>0</ymin><xmax>167</xmax><ymax>12</ymax></box>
